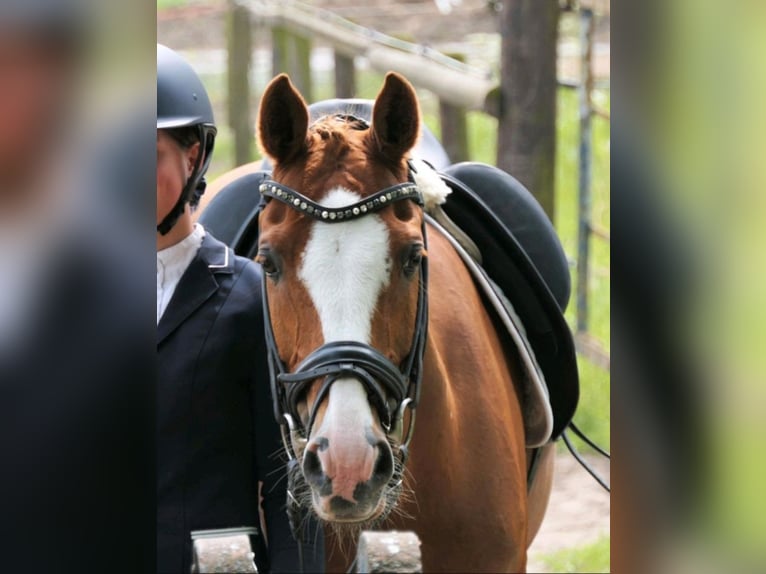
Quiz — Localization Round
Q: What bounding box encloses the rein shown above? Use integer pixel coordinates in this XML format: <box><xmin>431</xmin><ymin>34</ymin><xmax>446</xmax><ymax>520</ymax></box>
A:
<box><xmin>256</xmin><ymin>155</ymin><xmax>430</xmax><ymax>556</ymax></box>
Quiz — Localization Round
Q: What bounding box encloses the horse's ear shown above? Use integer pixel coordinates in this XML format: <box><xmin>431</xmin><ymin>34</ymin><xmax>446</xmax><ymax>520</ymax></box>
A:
<box><xmin>370</xmin><ymin>72</ymin><xmax>420</xmax><ymax>162</ymax></box>
<box><xmin>257</xmin><ymin>74</ymin><xmax>309</xmax><ymax>164</ymax></box>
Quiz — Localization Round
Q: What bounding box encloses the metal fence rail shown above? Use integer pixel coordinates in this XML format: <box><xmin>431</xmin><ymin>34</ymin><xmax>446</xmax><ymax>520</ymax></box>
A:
<box><xmin>574</xmin><ymin>7</ymin><xmax>610</xmax><ymax>371</ymax></box>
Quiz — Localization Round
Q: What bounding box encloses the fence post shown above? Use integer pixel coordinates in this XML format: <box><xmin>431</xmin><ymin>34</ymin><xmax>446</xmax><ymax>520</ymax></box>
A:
<box><xmin>497</xmin><ymin>0</ymin><xmax>559</xmax><ymax>219</ymax></box>
<box><xmin>291</xmin><ymin>33</ymin><xmax>313</xmax><ymax>102</ymax></box>
<box><xmin>272</xmin><ymin>26</ymin><xmax>312</xmax><ymax>103</ymax></box>
<box><xmin>334</xmin><ymin>51</ymin><xmax>356</xmax><ymax>98</ymax></box>
<box><xmin>226</xmin><ymin>0</ymin><xmax>253</xmax><ymax>167</ymax></box>
<box><xmin>439</xmin><ymin>101</ymin><xmax>469</xmax><ymax>164</ymax></box>
<box><xmin>356</xmin><ymin>531</ymin><xmax>422</xmax><ymax>573</ymax></box>
<box><xmin>272</xmin><ymin>25</ymin><xmax>288</xmax><ymax>76</ymax></box>
<box><xmin>439</xmin><ymin>52</ymin><xmax>469</xmax><ymax>163</ymax></box>
<box><xmin>576</xmin><ymin>8</ymin><xmax>594</xmax><ymax>334</ymax></box>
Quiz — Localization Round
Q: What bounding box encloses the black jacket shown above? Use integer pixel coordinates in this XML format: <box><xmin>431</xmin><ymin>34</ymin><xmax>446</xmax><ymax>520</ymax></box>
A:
<box><xmin>157</xmin><ymin>231</ymin><xmax>324</xmax><ymax>573</ymax></box>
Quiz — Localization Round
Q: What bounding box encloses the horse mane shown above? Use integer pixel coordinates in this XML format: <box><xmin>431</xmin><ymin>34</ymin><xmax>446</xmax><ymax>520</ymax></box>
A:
<box><xmin>298</xmin><ymin>113</ymin><xmax>382</xmax><ymax>185</ymax></box>
<box><xmin>279</xmin><ymin>111</ymin><xmax>409</xmax><ymax>199</ymax></box>
<box><xmin>310</xmin><ymin>111</ymin><xmax>369</xmax><ymax>131</ymax></box>
<box><xmin>303</xmin><ymin>115</ymin><xmax>356</xmax><ymax>161</ymax></box>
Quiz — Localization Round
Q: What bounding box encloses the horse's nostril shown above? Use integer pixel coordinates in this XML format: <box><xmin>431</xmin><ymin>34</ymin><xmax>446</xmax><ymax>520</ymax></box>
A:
<box><xmin>303</xmin><ymin>450</ymin><xmax>323</xmax><ymax>483</ymax></box>
<box><xmin>371</xmin><ymin>440</ymin><xmax>394</xmax><ymax>486</ymax></box>
<box><xmin>303</xmin><ymin>439</ymin><xmax>339</xmax><ymax>498</ymax></box>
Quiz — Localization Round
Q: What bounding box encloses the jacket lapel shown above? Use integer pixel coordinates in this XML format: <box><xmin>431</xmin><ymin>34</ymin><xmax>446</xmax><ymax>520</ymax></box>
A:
<box><xmin>157</xmin><ymin>233</ymin><xmax>234</xmax><ymax>345</ymax></box>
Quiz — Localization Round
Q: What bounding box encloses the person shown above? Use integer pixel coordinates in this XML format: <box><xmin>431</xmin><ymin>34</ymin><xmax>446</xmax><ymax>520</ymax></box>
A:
<box><xmin>156</xmin><ymin>44</ymin><xmax>324</xmax><ymax>573</ymax></box>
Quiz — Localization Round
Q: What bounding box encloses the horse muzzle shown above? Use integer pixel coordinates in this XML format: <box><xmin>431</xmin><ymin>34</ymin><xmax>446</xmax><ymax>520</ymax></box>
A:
<box><xmin>302</xmin><ymin>413</ymin><xmax>395</xmax><ymax>522</ymax></box>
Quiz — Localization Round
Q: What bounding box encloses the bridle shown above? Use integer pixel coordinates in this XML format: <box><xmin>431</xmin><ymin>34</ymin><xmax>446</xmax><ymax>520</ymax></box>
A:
<box><xmin>258</xmin><ymin>173</ymin><xmax>428</xmax><ymax>457</ymax></box>
<box><xmin>255</xmin><ymin>130</ymin><xmax>429</xmax><ymax>546</ymax></box>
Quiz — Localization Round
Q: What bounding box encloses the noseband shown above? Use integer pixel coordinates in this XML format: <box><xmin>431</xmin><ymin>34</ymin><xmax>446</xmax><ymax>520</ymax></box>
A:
<box><xmin>256</xmin><ymin>147</ymin><xmax>429</xmax><ymax>492</ymax></box>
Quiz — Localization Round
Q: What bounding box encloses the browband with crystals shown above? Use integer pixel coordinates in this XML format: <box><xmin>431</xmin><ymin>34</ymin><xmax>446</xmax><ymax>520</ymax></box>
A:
<box><xmin>258</xmin><ymin>181</ymin><xmax>423</xmax><ymax>223</ymax></box>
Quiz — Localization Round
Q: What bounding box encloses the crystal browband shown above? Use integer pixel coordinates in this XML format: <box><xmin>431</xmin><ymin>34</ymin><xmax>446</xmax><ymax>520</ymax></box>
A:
<box><xmin>259</xmin><ymin>181</ymin><xmax>424</xmax><ymax>223</ymax></box>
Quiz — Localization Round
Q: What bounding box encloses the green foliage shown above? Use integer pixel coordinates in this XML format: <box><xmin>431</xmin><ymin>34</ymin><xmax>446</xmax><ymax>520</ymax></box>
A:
<box><xmin>466</xmin><ymin>111</ymin><xmax>499</xmax><ymax>165</ymax></box>
<box><xmin>570</xmin><ymin>355</ymin><xmax>610</xmax><ymax>448</ymax></box>
<box><xmin>542</xmin><ymin>535</ymin><xmax>611</xmax><ymax>573</ymax></box>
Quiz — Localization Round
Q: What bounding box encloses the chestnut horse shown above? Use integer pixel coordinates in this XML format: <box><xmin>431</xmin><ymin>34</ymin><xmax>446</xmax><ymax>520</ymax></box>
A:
<box><xmin>213</xmin><ymin>73</ymin><xmax>555</xmax><ymax>572</ymax></box>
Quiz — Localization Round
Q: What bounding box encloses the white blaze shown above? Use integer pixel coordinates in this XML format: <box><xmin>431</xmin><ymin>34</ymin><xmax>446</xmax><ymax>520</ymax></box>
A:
<box><xmin>298</xmin><ymin>187</ymin><xmax>391</xmax><ymax>438</ymax></box>
<box><xmin>298</xmin><ymin>187</ymin><xmax>391</xmax><ymax>344</ymax></box>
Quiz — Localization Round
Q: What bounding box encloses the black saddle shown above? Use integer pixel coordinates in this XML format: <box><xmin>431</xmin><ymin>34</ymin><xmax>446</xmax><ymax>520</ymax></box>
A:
<box><xmin>442</xmin><ymin>163</ymin><xmax>571</xmax><ymax>311</ymax></box>
<box><xmin>198</xmin><ymin>170</ymin><xmax>268</xmax><ymax>260</ymax></box>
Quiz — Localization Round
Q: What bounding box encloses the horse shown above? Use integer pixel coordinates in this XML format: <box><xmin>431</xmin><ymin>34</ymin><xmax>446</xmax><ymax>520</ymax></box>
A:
<box><xmin>205</xmin><ymin>72</ymin><xmax>556</xmax><ymax>573</ymax></box>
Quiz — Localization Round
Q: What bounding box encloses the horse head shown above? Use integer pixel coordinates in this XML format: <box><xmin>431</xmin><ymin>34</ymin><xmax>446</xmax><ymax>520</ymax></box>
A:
<box><xmin>256</xmin><ymin>73</ymin><xmax>427</xmax><ymax>526</ymax></box>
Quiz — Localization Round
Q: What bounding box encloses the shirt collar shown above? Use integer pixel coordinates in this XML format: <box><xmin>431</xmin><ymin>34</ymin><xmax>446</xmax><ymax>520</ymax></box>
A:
<box><xmin>157</xmin><ymin>224</ymin><xmax>205</xmax><ymax>272</ymax></box>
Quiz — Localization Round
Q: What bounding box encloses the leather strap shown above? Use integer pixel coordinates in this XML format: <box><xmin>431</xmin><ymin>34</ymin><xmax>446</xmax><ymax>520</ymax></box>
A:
<box><xmin>259</xmin><ymin>181</ymin><xmax>423</xmax><ymax>223</ymax></box>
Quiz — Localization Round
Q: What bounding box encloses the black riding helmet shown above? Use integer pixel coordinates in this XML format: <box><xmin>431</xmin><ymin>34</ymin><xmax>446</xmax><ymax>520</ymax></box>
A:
<box><xmin>157</xmin><ymin>44</ymin><xmax>217</xmax><ymax>235</ymax></box>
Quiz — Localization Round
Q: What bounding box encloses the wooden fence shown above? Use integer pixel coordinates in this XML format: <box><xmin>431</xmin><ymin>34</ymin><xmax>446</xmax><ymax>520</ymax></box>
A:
<box><xmin>226</xmin><ymin>0</ymin><xmax>497</xmax><ymax>166</ymax></box>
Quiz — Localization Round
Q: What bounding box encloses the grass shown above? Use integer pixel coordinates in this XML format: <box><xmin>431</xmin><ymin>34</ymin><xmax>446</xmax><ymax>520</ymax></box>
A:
<box><xmin>541</xmin><ymin>535</ymin><xmax>611</xmax><ymax>573</ymax></box>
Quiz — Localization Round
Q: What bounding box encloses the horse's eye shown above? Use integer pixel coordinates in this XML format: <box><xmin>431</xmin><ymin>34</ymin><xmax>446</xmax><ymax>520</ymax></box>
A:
<box><xmin>256</xmin><ymin>249</ymin><xmax>280</xmax><ymax>279</ymax></box>
<box><xmin>403</xmin><ymin>244</ymin><xmax>424</xmax><ymax>278</ymax></box>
